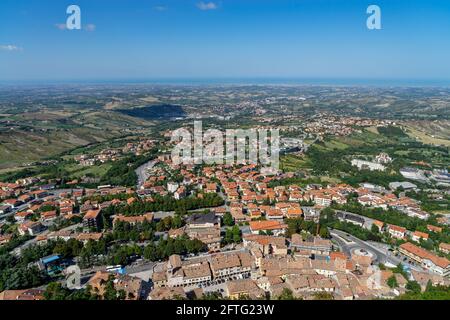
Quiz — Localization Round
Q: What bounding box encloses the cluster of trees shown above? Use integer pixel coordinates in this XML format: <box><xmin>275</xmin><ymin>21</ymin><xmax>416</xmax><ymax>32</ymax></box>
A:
<box><xmin>342</xmin><ymin>169</ymin><xmax>404</xmax><ymax>188</ymax></box>
<box><xmin>268</xmin><ymin>177</ymin><xmax>323</xmax><ymax>188</ymax></box>
<box><xmin>377</xmin><ymin>126</ymin><xmax>408</xmax><ymax>138</ymax></box>
<box><xmin>307</xmin><ymin>146</ymin><xmax>351</xmax><ymax>175</ymax></box>
<box><xmin>101</xmin><ymin>275</ymin><xmax>129</xmax><ymax>300</ymax></box>
<box><xmin>44</xmin><ymin>282</ymin><xmax>98</xmax><ymax>300</ymax></box>
<box><xmin>222</xmin><ymin>212</ymin><xmax>234</xmax><ymax>227</ymax></box>
<box><xmin>143</xmin><ymin>236</ymin><xmax>207</xmax><ymax>261</ymax></box>
<box><xmin>0</xmin><ymin>159</ymin><xmax>71</xmax><ymax>183</ymax></box>
<box><xmin>275</xmin><ymin>288</ymin><xmax>300</xmax><ymax>300</ymax></box>
<box><xmin>79</xmin><ymin>239</ymin><xmax>108</xmax><ymax>267</ymax></box>
<box><xmin>0</xmin><ymin>234</ymin><xmax>32</xmax><ymax>255</ymax></box>
<box><xmin>0</xmin><ymin>244</ymin><xmax>50</xmax><ymax>291</ymax></box>
<box><xmin>380</xmin><ymin>263</ymin><xmax>409</xmax><ymax>289</ymax></box>
<box><xmin>107</xmin><ymin>244</ymin><xmax>143</xmax><ymax>266</ymax></box>
<box><xmin>48</xmin><ymin>216</ymin><xmax>82</xmax><ymax>232</ymax></box>
<box><xmin>119</xmin><ymin>193</ymin><xmax>224</xmax><ymax>216</ymax></box>
<box><xmin>112</xmin><ymin>220</ymin><xmax>155</xmax><ymax>242</ymax></box>
<box><xmin>99</xmin><ymin>149</ymin><xmax>158</xmax><ymax>187</ymax></box>
<box><xmin>155</xmin><ymin>216</ymin><xmax>183</xmax><ymax>232</ymax></box>
<box><xmin>397</xmin><ymin>282</ymin><xmax>450</xmax><ymax>300</ymax></box>
<box><xmin>223</xmin><ymin>225</ymin><xmax>242</xmax><ymax>244</ymax></box>
<box><xmin>406</xmin><ymin>190</ymin><xmax>450</xmax><ymax>213</ymax></box>
<box><xmin>387</xmin><ymin>275</ymin><xmax>398</xmax><ymax>288</ymax></box>
<box><xmin>285</xmin><ymin>218</ymin><xmax>330</xmax><ymax>239</ymax></box>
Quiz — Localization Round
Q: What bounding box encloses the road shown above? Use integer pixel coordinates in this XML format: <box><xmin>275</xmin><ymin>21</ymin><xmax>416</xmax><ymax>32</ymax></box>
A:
<box><xmin>12</xmin><ymin>222</ymin><xmax>84</xmax><ymax>256</ymax></box>
<box><xmin>135</xmin><ymin>159</ymin><xmax>158</xmax><ymax>190</ymax></box>
<box><xmin>330</xmin><ymin>229</ymin><xmax>423</xmax><ymax>273</ymax></box>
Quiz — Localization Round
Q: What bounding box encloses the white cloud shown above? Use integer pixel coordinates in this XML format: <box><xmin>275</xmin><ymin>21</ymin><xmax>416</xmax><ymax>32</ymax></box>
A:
<box><xmin>84</xmin><ymin>24</ymin><xmax>96</xmax><ymax>32</ymax></box>
<box><xmin>55</xmin><ymin>23</ymin><xmax>67</xmax><ymax>30</ymax></box>
<box><xmin>154</xmin><ymin>5</ymin><xmax>168</xmax><ymax>12</ymax></box>
<box><xmin>55</xmin><ymin>23</ymin><xmax>96</xmax><ymax>31</ymax></box>
<box><xmin>0</xmin><ymin>45</ymin><xmax>22</xmax><ymax>52</ymax></box>
<box><xmin>196</xmin><ymin>1</ymin><xmax>218</xmax><ymax>10</ymax></box>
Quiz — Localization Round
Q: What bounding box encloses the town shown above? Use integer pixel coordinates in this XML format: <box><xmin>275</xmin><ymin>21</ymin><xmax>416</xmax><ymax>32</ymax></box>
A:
<box><xmin>0</xmin><ymin>120</ymin><xmax>449</xmax><ymax>300</ymax></box>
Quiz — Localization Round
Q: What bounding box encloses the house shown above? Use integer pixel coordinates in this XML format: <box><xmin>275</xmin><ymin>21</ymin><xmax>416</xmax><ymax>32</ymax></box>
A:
<box><xmin>209</xmin><ymin>252</ymin><xmax>253</xmax><ymax>280</ymax></box>
<box><xmin>148</xmin><ymin>287</ymin><xmax>187</xmax><ymax>300</ymax></box>
<box><xmin>76</xmin><ymin>233</ymin><xmax>103</xmax><ymax>244</ymax></box>
<box><xmin>185</xmin><ymin>213</ymin><xmax>221</xmax><ymax>251</ymax></box>
<box><xmin>0</xmin><ymin>205</ymin><xmax>11</xmax><ymax>215</ymax></box>
<box><xmin>2</xmin><ymin>198</ymin><xmax>22</xmax><ymax>208</ymax></box>
<box><xmin>205</xmin><ymin>183</ymin><xmax>218</xmax><ymax>193</ymax></box>
<box><xmin>225</xmin><ymin>279</ymin><xmax>265</xmax><ymax>299</ymax></box>
<box><xmin>439</xmin><ymin>243</ymin><xmax>450</xmax><ymax>255</ymax></box>
<box><xmin>290</xmin><ymin>234</ymin><xmax>333</xmax><ymax>256</ymax></box>
<box><xmin>0</xmin><ymin>289</ymin><xmax>44</xmax><ymax>300</ymax></box>
<box><xmin>243</xmin><ymin>234</ymin><xmax>288</xmax><ymax>256</ymax></box>
<box><xmin>18</xmin><ymin>194</ymin><xmax>32</xmax><ymax>203</ymax></box>
<box><xmin>249</xmin><ymin>220</ymin><xmax>287</xmax><ymax>236</ymax></box>
<box><xmin>14</xmin><ymin>211</ymin><xmax>33</xmax><ymax>222</ymax></box>
<box><xmin>427</xmin><ymin>225</ymin><xmax>443</xmax><ymax>233</ymax></box>
<box><xmin>336</xmin><ymin>211</ymin><xmax>365</xmax><ymax>227</ymax></box>
<box><xmin>0</xmin><ymin>234</ymin><xmax>13</xmax><ymax>245</ymax></box>
<box><xmin>83</xmin><ymin>209</ymin><xmax>102</xmax><ymax>231</ymax></box>
<box><xmin>286</xmin><ymin>207</ymin><xmax>303</xmax><ymax>219</ymax></box>
<box><xmin>213</xmin><ymin>207</ymin><xmax>227</xmax><ymax>217</ymax></box>
<box><xmin>302</xmin><ymin>207</ymin><xmax>320</xmax><ymax>222</ymax></box>
<box><xmin>112</xmin><ymin>213</ymin><xmax>154</xmax><ymax>227</ymax></box>
<box><xmin>266</xmin><ymin>208</ymin><xmax>284</xmax><ymax>221</ymax></box>
<box><xmin>387</xmin><ymin>224</ymin><xmax>406</xmax><ymax>239</ymax></box>
<box><xmin>165</xmin><ymin>257</ymin><xmax>212</xmax><ymax>288</ymax></box>
<box><xmin>88</xmin><ymin>271</ymin><xmax>146</xmax><ymax>300</ymax></box>
<box><xmin>18</xmin><ymin>221</ymin><xmax>44</xmax><ymax>236</ymax></box>
<box><xmin>248</xmin><ymin>209</ymin><xmax>262</xmax><ymax>219</ymax></box>
<box><xmin>167</xmin><ymin>182</ymin><xmax>179</xmax><ymax>194</ymax></box>
<box><xmin>372</xmin><ymin>220</ymin><xmax>384</xmax><ymax>232</ymax></box>
<box><xmin>41</xmin><ymin>210</ymin><xmax>58</xmax><ymax>222</ymax></box>
<box><xmin>410</xmin><ymin>270</ymin><xmax>450</xmax><ymax>291</ymax></box>
<box><xmin>174</xmin><ymin>186</ymin><xmax>187</xmax><ymax>200</ymax></box>
<box><xmin>411</xmin><ymin>231</ymin><xmax>429</xmax><ymax>243</ymax></box>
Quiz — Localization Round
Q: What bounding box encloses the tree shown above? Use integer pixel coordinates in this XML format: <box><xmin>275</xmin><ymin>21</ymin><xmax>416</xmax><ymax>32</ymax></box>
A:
<box><xmin>103</xmin><ymin>276</ymin><xmax>119</xmax><ymax>300</ymax></box>
<box><xmin>319</xmin><ymin>226</ymin><xmax>330</xmax><ymax>239</ymax></box>
<box><xmin>223</xmin><ymin>212</ymin><xmax>234</xmax><ymax>227</ymax></box>
<box><xmin>406</xmin><ymin>281</ymin><xmax>421</xmax><ymax>294</ymax></box>
<box><xmin>387</xmin><ymin>275</ymin><xmax>398</xmax><ymax>288</ymax></box>
<box><xmin>371</xmin><ymin>224</ymin><xmax>379</xmax><ymax>234</ymax></box>
<box><xmin>313</xmin><ymin>292</ymin><xmax>334</xmax><ymax>300</ymax></box>
<box><xmin>276</xmin><ymin>288</ymin><xmax>295</xmax><ymax>300</ymax></box>
<box><xmin>44</xmin><ymin>282</ymin><xmax>70</xmax><ymax>300</ymax></box>
<box><xmin>232</xmin><ymin>225</ymin><xmax>242</xmax><ymax>243</ymax></box>
<box><xmin>143</xmin><ymin>244</ymin><xmax>158</xmax><ymax>261</ymax></box>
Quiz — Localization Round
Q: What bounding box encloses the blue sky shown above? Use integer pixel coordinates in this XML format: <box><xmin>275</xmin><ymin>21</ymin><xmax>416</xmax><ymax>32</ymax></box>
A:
<box><xmin>0</xmin><ymin>0</ymin><xmax>450</xmax><ymax>82</ymax></box>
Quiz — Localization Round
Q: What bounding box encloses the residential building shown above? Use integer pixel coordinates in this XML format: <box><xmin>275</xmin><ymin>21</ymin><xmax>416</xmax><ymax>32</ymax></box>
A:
<box><xmin>399</xmin><ymin>242</ymin><xmax>450</xmax><ymax>277</ymax></box>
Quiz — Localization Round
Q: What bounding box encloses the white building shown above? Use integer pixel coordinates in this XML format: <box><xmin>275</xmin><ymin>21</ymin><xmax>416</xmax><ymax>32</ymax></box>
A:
<box><xmin>351</xmin><ymin>159</ymin><xmax>386</xmax><ymax>172</ymax></box>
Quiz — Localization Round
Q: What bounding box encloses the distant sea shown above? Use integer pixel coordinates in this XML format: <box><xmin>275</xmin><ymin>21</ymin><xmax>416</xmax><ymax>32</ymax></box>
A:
<box><xmin>2</xmin><ymin>78</ymin><xmax>450</xmax><ymax>87</ymax></box>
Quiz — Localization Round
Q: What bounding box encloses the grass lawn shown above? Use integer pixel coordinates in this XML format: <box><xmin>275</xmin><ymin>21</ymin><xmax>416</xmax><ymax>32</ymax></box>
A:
<box><xmin>280</xmin><ymin>154</ymin><xmax>310</xmax><ymax>172</ymax></box>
